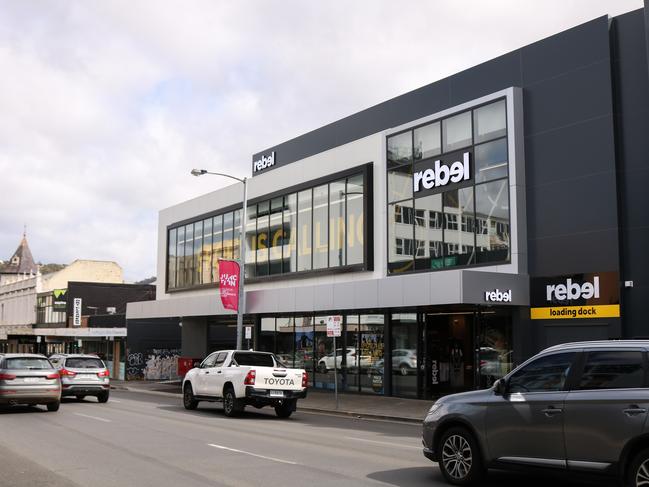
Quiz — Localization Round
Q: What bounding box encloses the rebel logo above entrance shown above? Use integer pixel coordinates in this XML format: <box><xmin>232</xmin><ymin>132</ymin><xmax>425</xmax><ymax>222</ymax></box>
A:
<box><xmin>413</xmin><ymin>152</ymin><xmax>471</xmax><ymax>192</ymax></box>
<box><xmin>546</xmin><ymin>276</ymin><xmax>599</xmax><ymax>301</ymax></box>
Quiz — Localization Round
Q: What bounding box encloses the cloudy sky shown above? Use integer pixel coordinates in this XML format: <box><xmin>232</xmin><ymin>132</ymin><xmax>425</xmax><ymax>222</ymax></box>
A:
<box><xmin>0</xmin><ymin>0</ymin><xmax>642</xmax><ymax>282</ymax></box>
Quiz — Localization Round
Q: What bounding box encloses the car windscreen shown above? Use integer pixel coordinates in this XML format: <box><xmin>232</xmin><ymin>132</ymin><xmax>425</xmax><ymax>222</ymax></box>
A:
<box><xmin>233</xmin><ymin>352</ymin><xmax>275</xmax><ymax>367</ymax></box>
<box><xmin>4</xmin><ymin>358</ymin><xmax>53</xmax><ymax>370</ymax></box>
<box><xmin>65</xmin><ymin>358</ymin><xmax>105</xmax><ymax>369</ymax></box>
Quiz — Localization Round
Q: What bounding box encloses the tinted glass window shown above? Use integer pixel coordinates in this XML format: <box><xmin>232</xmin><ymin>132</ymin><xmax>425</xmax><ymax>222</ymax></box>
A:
<box><xmin>4</xmin><ymin>358</ymin><xmax>53</xmax><ymax>370</ymax></box>
<box><xmin>65</xmin><ymin>358</ymin><xmax>105</xmax><ymax>369</ymax></box>
<box><xmin>202</xmin><ymin>353</ymin><xmax>218</xmax><ymax>368</ymax></box>
<box><xmin>214</xmin><ymin>352</ymin><xmax>228</xmax><ymax>367</ymax></box>
<box><xmin>578</xmin><ymin>351</ymin><xmax>644</xmax><ymax>390</ymax></box>
<box><xmin>508</xmin><ymin>352</ymin><xmax>575</xmax><ymax>393</ymax></box>
<box><xmin>233</xmin><ymin>352</ymin><xmax>275</xmax><ymax>367</ymax></box>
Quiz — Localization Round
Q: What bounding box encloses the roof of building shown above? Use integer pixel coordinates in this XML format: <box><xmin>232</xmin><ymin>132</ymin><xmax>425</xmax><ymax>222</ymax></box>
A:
<box><xmin>0</xmin><ymin>233</ymin><xmax>38</xmax><ymax>276</ymax></box>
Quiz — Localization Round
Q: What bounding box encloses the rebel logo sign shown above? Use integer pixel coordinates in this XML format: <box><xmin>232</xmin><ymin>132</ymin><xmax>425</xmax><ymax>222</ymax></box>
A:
<box><xmin>413</xmin><ymin>150</ymin><xmax>472</xmax><ymax>195</ymax></box>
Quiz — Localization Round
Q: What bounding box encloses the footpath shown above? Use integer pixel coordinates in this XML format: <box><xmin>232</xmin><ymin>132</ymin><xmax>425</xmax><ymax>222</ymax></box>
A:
<box><xmin>111</xmin><ymin>380</ymin><xmax>431</xmax><ymax>423</ymax></box>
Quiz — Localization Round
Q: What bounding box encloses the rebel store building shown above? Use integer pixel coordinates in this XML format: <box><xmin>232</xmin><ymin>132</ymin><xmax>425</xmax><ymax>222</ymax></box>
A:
<box><xmin>127</xmin><ymin>8</ymin><xmax>649</xmax><ymax>400</ymax></box>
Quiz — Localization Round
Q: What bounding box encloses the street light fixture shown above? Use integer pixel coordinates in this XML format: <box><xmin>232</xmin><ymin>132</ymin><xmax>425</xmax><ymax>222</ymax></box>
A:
<box><xmin>191</xmin><ymin>168</ymin><xmax>248</xmax><ymax>351</ymax></box>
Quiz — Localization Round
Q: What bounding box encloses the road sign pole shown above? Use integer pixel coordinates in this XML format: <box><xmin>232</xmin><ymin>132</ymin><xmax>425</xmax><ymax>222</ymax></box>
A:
<box><xmin>333</xmin><ymin>335</ymin><xmax>338</xmax><ymax>410</ymax></box>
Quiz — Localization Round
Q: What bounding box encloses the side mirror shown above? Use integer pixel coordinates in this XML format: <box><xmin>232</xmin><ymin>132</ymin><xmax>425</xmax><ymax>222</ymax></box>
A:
<box><xmin>494</xmin><ymin>378</ymin><xmax>508</xmax><ymax>395</ymax></box>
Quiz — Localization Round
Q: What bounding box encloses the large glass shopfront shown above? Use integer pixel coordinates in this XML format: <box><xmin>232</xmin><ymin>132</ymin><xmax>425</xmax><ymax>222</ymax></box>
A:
<box><xmin>255</xmin><ymin>308</ymin><xmax>512</xmax><ymax>398</ymax></box>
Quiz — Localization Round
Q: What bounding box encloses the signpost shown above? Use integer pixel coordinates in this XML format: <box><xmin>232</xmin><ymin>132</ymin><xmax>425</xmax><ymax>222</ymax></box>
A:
<box><xmin>326</xmin><ymin>316</ymin><xmax>342</xmax><ymax>409</ymax></box>
<box><xmin>245</xmin><ymin>326</ymin><xmax>252</xmax><ymax>349</ymax></box>
<box><xmin>72</xmin><ymin>298</ymin><xmax>82</xmax><ymax>327</ymax></box>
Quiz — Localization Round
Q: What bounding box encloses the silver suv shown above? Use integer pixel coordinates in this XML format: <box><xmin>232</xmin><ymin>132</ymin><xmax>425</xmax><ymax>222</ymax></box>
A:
<box><xmin>423</xmin><ymin>340</ymin><xmax>649</xmax><ymax>486</ymax></box>
<box><xmin>50</xmin><ymin>354</ymin><xmax>110</xmax><ymax>402</ymax></box>
<box><xmin>0</xmin><ymin>354</ymin><xmax>61</xmax><ymax>411</ymax></box>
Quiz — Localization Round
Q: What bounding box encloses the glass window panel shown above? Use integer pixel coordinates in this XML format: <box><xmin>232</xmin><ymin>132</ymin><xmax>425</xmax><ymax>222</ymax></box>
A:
<box><xmin>233</xmin><ymin>210</ymin><xmax>241</xmax><ymax>260</ymax></box>
<box><xmin>359</xmin><ymin>315</ymin><xmax>385</xmax><ymax>395</ymax></box>
<box><xmin>168</xmin><ymin>228</ymin><xmax>177</xmax><ymax>289</ymax></box>
<box><xmin>176</xmin><ymin>225</ymin><xmax>185</xmax><ymax>287</ymax></box>
<box><xmin>283</xmin><ymin>194</ymin><xmax>298</xmax><ymax>273</ymax></box>
<box><xmin>201</xmin><ymin>218</ymin><xmax>213</xmax><ymax>284</ymax></box>
<box><xmin>509</xmin><ymin>353</ymin><xmax>575</xmax><ymax>393</ymax></box>
<box><xmin>269</xmin><ymin>198</ymin><xmax>283</xmax><ymax>275</ymax></box>
<box><xmin>256</xmin><ymin>201</ymin><xmax>270</xmax><ymax>276</ymax></box>
<box><xmin>295</xmin><ymin>316</ymin><xmax>314</xmax><ymax>379</ymax></box>
<box><xmin>258</xmin><ymin>317</ymin><xmax>275</xmax><ymax>353</ymax></box>
<box><xmin>312</xmin><ymin>184</ymin><xmax>329</xmax><ymax>270</ymax></box>
<box><xmin>297</xmin><ymin>189</ymin><xmax>313</xmax><ymax>272</ymax></box>
<box><xmin>222</xmin><ymin>212</ymin><xmax>234</xmax><ymax>260</ymax></box>
<box><xmin>475</xmin><ymin>138</ymin><xmax>508</xmax><ymax>183</ymax></box>
<box><xmin>442</xmin><ymin>187</ymin><xmax>475</xmax><ymax>267</ymax></box>
<box><xmin>329</xmin><ymin>180</ymin><xmax>346</xmax><ymax>268</ymax></box>
<box><xmin>475</xmin><ymin>180</ymin><xmax>510</xmax><ymax>264</ymax></box>
<box><xmin>414</xmin><ymin>122</ymin><xmax>441</xmax><ymax>160</ymax></box>
<box><xmin>387</xmin><ymin>131</ymin><xmax>412</xmax><ymax>165</ymax></box>
<box><xmin>184</xmin><ymin>223</ymin><xmax>194</xmax><ymax>286</ymax></box>
<box><xmin>442</xmin><ymin>111</ymin><xmax>472</xmax><ymax>153</ymax></box>
<box><xmin>212</xmin><ymin>214</ymin><xmax>223</xmax><ymax>282</ymax></box>
<box><xmin>478</xmin><ymin>311</ymin><xmax>513</xmax><ymax>389</ymax></box>
<box><xmin>276</xmin><ymin>317</ymin><xmax>295</xmax><ymax>368</ymax></box>
<box><xmin>388</xmin><ymin>161</ymin><xmax>412</xmax><ymax>203</ymax></box>
<box><xmin>244</xmin><ymin>205</ymin><xmax>256</xmax><ymax>279</ymax></box>
<box><xmin>474</xmin><ymin>99</ymin><xmax>506</xmax><ymax>144</ymax></box>
<box><xmin>193</xmin><ymin>220</ymin><xmax>203</xmax><ymax>285</ymax></box>
<box><xmin>578</xmin><ymin>351</ymin><xmax>644</xmax><ymax>390</ymax></box>
<box><xmin>391</xmin><ymin>313</ymin><xmax>418</xmax><ymax>397</ymax></box>
<box><xmin>414</xmin><ymin>194</ymin><xmax>444</xmax><ymax>270</ymax></box>
<box><xmin>388</xmin><ymin>201</ymin><xmax>414</xmax><ymax>274</ymax></box>
<box><xmin>346</xmin><ymin>174</ymin><xmax>364</xmax><ymax>266</ymax></box>
<box><xmin>314</xmin><ymin>316</ymin><xmax>335</xmax><ymax>390</ymax></box>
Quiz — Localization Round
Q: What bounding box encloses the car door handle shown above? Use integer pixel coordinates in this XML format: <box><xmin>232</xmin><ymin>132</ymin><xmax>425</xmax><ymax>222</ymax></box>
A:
<box><xmin>217</xmin><ymin>371</ymin><xmax>222</xmax><ymax>374</ymax></box>
<box><xmin>205</xmin><ymin>371</ymin><xmax>210</xmax><ymax>375</ymax></box>
<box><xmin>542</xmin><ymin>407</ymin><xmax>563</xmax><ymax>417</ymax></box>
<box><xmin>623</xmin><ymin>407</ymin><xmax>647</xmax><ymax>416</ymax></box>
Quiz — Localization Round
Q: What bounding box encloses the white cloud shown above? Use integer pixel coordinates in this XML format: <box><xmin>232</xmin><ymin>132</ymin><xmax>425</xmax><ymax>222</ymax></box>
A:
<box><xmin>0</xmin><ymin>0</ymin><xmax>642</xmax><ymax>281</ymax></box>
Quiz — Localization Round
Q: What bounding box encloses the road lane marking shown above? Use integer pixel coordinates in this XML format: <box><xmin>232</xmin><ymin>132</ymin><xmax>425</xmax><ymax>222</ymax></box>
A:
<box><xmin>109</xmin><ymin>399</ymin><xmax>122</xmax><ymax>403</ymax></box>
<box><xmin>73</xmin><ymin>413</ymin><xmax>111</xmax><ymax>423</ymax></box>
<box><xmin>207</xmin><ymin>443</ymin><xmax>297</xmax><ymax>465</ymax></box>
<box><xmin>343</xmin><ymin>436</ymin><xmax>421</xmax><ymax>450</ymax></box>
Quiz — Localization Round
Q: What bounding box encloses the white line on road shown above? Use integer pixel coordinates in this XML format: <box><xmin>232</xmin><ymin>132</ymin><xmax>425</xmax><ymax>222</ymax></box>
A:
<box><xmin>109</xmin><ymin>399</ymin><xmax>122</xmax><ymax>403</ymax></box>
<box><xmin>343</xmin><ymin>436</ymin><xmax>421</xmax><ymax>450</ymax></box>
<box><xmin>73</xmin><ymin>413</ymin><xmax>112</xmax><ymax>423</ymax></box>
<box><xmin>207</xmin><ymin>443</ymin><xmax>297</xmax><ymax>465</ymax></box>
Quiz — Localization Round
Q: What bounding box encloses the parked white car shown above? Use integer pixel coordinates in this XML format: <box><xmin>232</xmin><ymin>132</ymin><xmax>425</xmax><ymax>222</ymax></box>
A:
<box><xmin>182</xmin><ymin>350</ymin><xmax>307</xmax><ymax>418</ymax></box>
<box><xmin>316</xmin><ymin>348</ymin><xmax>372</xmax><ymax>372</ymax></box>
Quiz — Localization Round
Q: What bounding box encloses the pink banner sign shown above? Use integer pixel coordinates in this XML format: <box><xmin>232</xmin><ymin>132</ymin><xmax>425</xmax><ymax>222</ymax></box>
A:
<box><xmin>218</xmin><ymin>259</ymin><xmax>240</xmax><ymax>311</ymax></box>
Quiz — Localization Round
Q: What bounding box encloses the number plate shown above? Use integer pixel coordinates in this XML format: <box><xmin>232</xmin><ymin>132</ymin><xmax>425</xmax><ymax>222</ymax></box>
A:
<box><xmin>269</xmin><ymin>390</ymin><xmax>284</xmax><ymax>397</ymax></box>
<box><xmin>77</xmin><ymin>374</ymin><xmax>96</xmax><ymax>380</ymax></box>
<box><xmin>22</xmin><ymin>377</ymin><xmax>41</xmax><ymax>383</ymax></box>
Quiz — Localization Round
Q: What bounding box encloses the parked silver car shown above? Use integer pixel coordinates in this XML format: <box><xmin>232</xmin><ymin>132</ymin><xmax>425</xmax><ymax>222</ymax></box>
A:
<box><xmin>50</xmin><ymin>354</ymin><xmax>110</xmax><ymax>402</ymax></box>
<box><xmin>423</xmin><ymin>340</ymin><xmax>649</xmax><ymax>486</ymax></box>
<box><xmin>0</xmin><ymin>353</ymin><xmax>61</xmax><ymax>411</ymax></box>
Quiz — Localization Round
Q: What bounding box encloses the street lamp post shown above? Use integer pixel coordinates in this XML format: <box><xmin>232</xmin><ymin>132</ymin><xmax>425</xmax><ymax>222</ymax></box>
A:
<box><xmin>191</xmin><ymin>168</ymin><xmax>248</xmax><ymax>350</ymax></box>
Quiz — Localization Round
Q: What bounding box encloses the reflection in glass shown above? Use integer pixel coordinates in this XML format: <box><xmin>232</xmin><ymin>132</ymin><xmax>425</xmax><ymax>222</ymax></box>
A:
<box><xmin>295</xmin><ymin>316</ymin><xmax>314</xmax><ymax>383</ymax></box>
<box><xmin>388</xmin><ymin>161</ymin><xmax>412</xmax><ymax>203</ymax></box>
<box><xmin>358</xmin><ymin>315</ymin><xmax>385</xmax><ymax>395</ymax></box>
<box><xmin>168</xmin><ymin>228</ymin><xmax>177</xmax><ymax>289</ymax></box>
<box><xmin>442</xmin><ymin>187</ymin><xmax>475</xmax><ymax>267</ymax></box>
<box><xmin>474</xmin><ymin>100</ymin><xmax>506</xmax><ymax>144</ymax></box>
<box><xmin>478</xmin><ymin>311</ymin><xmax>513</xmax><ymax>389</ymax></box>
<box><xmin>312</xmin><ymin>184</ymin><xmax>329</xmax><ymax>270</ymax></box>
<box><xmin>414</xmin><ymin>122</ymin><xmax>441</xmax><ymax>160</ymax></box>
<box><xmin>258</xmin><ymin>317</ymin><xmax>275</xmax><ymax>353</ymax></box>
<box><xmin>414</xmin><ymin>194</ymin><xmax>443</xmax><ymax>270</ymax></box>
<box><xmin>176</xmin><ymin>225</ymin><xmax>185</xmax><ymax>287</ymax></box>
<box><xmin>283</xmin><ymin>194</ymin><xmax>297</xmax><ymax>273</ymax></box>
<box><xmin>256</xmin><ymin>201</ymin><xmax>269</xmax><ymax>276</ymax></box>
<box><xmin>388</xmin><ymin>201</ymin><xmax>414</xmax><ymax>274</ymax></box>
<box><xmin>244</xmin><ymin>206</ymin><xmax>255</xmax><ymax>278</ymax></box>
<box><xmin>314</xmin><ymin>316</ymin><xmax>335</xmax><ymax>390</ymax></box>
<box><xmin>475</xmin><ymin>138</ymin><xmax>508</xmax><ymax>183</ymax></box>
<box><xmin>387</xmin><ymin>131</ymin><xmax>412</xmax><ymax>165</ymax></box>
<box><xmin>269</xmin><ymin>198</ymin><xmax>283</xmax><ymax>275</ymax></box>
<box><xmin>297</xmin><ymin>189</ymin><xmax>312</xmax><ymax>272</ymax></box>
<box><xmin>222</xmin><ymin>212</ymin><xmax>234</xmax><ymax>260</ymax></box>
<box><xmin>391</xmin><ymin>313</ymin><xmax>418</xmax><ymax>397</ymax></box>
<box><xmin>475</xmin><ymin>180</ymin><xmax>510</xmax><ymax>264</ymax></box>
<box><xmin>346</xmin><ymin>175</ymin><xmax>364</xmax><ymax>266</ymax></box>
<box><xmin>202</xmin><ymin>218</ymin><xmax>213</xmax><ymax>284</ymax></box>
<box><xmin>233</xmin><ymin>210</ymin><xmax>241</xmax><ymax>260</ymax></box>
<box><xmin>193</xmin><ymin>220</ymin><xmax>203</xmax><ymax>285</ymax></box>
<box><xmin>329</xmin><ymin>180</ymin><xmax>346</xmax><ymax>267</ymax></box>
<box><xmin>184</xmin><ymin>223</ymin><xmax>194</xmax><ymax>286</ymax></box>
<box><xmin>276</xmin><ymin>317</ymin><xmax>294</xmax><ymax>368</ymax></box>
<box><xmin>443</xmin><ymin>111</ymin><xmax>472</xmax><ymax>153</ymax></box>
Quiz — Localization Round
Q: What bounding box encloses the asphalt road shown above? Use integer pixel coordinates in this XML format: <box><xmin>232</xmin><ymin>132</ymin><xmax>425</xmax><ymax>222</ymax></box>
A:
<box><xmin>0</xmin><ymin>390</ymin><xmax>610</xmax><ymax>487</ymax></box>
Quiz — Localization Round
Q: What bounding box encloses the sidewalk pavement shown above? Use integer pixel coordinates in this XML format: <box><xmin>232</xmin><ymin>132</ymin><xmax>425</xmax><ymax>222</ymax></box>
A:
<box><xmin>111</xmin><ymin>380</ymin><xmax>432</xmax><ymax>423</ymax></box>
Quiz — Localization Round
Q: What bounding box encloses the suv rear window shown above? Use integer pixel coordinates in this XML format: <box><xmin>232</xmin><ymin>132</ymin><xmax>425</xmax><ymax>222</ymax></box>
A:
<box><xmin>233</xmin><ymin>352</ymin><xmax>275</xmax><ymax>367</ymax></box>
<box><xmin>4</xmin><ymin>358</ymin><xmax>53</xmax><ymax>370</ymax></box>
<box><xmin>65</xmin><ymin>358</ymin><xmax>105</xmax><ymax>369</ymax></box>
<box><xmin>578</xmin><ymin>351</ymin><xmax>645</xmax><ymax>390</ymax></box>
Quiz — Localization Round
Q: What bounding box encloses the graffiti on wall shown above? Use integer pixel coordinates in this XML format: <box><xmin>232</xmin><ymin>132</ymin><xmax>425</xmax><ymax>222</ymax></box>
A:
<box><xmin>126</xmin><ymin>349</ymin><xmax>180</xmax><ymax>381</ymax></box>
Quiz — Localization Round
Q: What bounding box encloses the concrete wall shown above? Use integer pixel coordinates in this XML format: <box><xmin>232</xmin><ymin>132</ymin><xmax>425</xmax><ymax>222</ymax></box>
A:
<box><xmin>42</xmin><ymin>260</ymin><xmax>123</xmax><ymax>292</ymax></box>
<box><xmin>0</xmin><ymin>274</ymin><xmax>39</xmax><ymax>326</ymax></box>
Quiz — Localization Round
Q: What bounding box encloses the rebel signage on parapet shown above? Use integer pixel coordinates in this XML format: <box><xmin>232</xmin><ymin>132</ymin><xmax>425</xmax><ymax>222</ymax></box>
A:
<box><xmin>253</xmin><ymin>151</ymin><xmax>275</xmax><ymax>173</ymax></box>
<box><xmin>413</xmin><ymin>149</ymin><xmax>472</xmax><ymax>195</ymax></box>
<box><xmin>530</xmin><ymin>272</ymin><xmax>620</xmax><ymax>320</ymax></box>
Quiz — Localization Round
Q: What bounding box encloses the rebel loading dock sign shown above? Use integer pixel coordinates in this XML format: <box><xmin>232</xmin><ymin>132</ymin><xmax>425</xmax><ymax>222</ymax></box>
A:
<box><xmin>530</xmin><ymin>272</ymin><xmax>620</xmax><ymax>320</ymax></box>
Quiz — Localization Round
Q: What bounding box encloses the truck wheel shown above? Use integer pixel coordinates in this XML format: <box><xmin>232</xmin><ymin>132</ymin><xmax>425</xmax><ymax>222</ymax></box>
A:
<box><xmin>183</xmin><ymin>383</ymin><xmax>199</xmax><ymax>410</ymax></box>
<box><xmin>46</xmin><ymin>401</ymin><xmax>60</xmax><ymax>412</ymax></box>
<box><xmin>223</xmin><ymin>387</ymin><xmax>244</xmax><ymax>417</ymax></box>
<box><xmin>275</xmin><ymin>399</ymin><xmax>296</xmax><ymax>418</ymax></box>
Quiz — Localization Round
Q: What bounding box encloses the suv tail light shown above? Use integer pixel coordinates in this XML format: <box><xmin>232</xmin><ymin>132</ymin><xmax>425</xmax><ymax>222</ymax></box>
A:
<box><xmin>244</xmin><ymin>370</ymin><xmax>256</xmax><ymax>385</ymax></box>
<box><xmin>59</xmin><ymin>369</ymin><xmax>76</xmax><ymax>377</ymax></box>
<box><xmin>46</xmin><ymin>373</ymin><xmax>60</xmax><ymax>380</ymax></box>
<box><xmin>0</xmin><ymin>373</ymin><xmax>16</xmax><ymax>380</ymax></box>
<box><xmin>302</xmin><ymin>371</ymin><xmax>308</xmax><ymax>388</ymax></box>
<box><xmin>97</xmin><ymin>369</ymin><xmax>110</xmax><ymax>378</ymax></box>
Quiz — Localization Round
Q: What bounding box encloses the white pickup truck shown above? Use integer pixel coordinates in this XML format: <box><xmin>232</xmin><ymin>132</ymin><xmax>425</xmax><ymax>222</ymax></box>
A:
<box><xmin>182</xmin><ymin>350</ymin><xmax>308</xmax><ymax>418</ymax></box>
